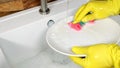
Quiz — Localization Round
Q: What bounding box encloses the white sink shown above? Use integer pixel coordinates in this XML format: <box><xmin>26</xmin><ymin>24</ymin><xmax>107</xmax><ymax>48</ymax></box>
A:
<box><xmin>0</xmin><ymin>0</ymin><xmax>120</xmax><ymax>68</ymax></box>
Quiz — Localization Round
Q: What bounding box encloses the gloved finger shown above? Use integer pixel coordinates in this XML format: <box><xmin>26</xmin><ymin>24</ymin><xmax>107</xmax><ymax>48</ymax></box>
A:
<box><xmin>69</xmin><ymin>56</ymin><xmax>86</xmax><ymax>66</ymax></box>
<box><xmin>82</xmin><ymin>14</ymin><xmax>95</xmax><ymax>22</ymax></box>
<box><xmin>73</xmin><ymin>4</ymin><xmax>92</xmax><ymax>24</ymax></box>
<box><xmin>74</xmin><ymin>4</ymin><xmax>86</xmax><ymax>22</ymax></box>
<box><xmin>94</xmin><ymin>12</ymin><xmax>109</xmax><ymax>20</ymax></box>
<box><xmin>72</xmin><ymin>46</ymin><xmax>88</xmax><ymax>55</ymax></box>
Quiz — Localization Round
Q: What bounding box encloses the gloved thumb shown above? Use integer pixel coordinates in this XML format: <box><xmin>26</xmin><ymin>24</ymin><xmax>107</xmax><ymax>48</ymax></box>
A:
<box><xmin>72</xmin><ymin>46</ymin><xmax>89</xmax><ymax>55</ymax></box>
<box><xmin>70</xmin><ymin>46</ymin><xmax>89</xmax><ymax>67</ymax></box>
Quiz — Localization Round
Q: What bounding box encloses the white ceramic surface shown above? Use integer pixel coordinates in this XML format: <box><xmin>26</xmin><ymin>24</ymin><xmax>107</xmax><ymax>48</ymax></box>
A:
<box><xmin>0</xmin><ymin>0</ymin><xmax>120</xmax><ymax>68</ymax></box>
<box><xmin>46</xmin><ymin>16</ymin><xmax>120</xmax><ymax>56</ymax></box>
<box><xmin>0</xmin><ymin>49</ymin><xmax>11</xmax><ymax>68</ymax></box>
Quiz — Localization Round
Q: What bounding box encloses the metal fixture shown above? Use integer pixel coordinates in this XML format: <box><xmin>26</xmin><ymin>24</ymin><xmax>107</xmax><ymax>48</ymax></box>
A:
<box><xmin>47</xmin><ymin>20</ymin><xmax>55</xmax><ymax>27</ymax></box>
<box><xmin>39</xmin><ymin>0</ymin><xmax>50</xmax><ymax>15</ymax></box>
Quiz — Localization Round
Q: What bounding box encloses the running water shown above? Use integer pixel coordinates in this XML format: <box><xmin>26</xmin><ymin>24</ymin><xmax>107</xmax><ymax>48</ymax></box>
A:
<box><xmin>66</xmin><ymin>0</ymin><xmax>69</xmax><ymax>23</ymax></box>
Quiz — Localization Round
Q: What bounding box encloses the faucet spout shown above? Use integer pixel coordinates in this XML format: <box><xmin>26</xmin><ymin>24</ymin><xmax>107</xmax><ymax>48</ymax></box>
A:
<box><xmin>39</xmin><ymin>0</ymin><xmax>50</xmax><ymax>15</ymax></box>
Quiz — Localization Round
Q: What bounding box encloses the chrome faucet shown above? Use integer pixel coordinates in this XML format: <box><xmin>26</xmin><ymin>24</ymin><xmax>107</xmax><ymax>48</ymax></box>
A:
<box><xmin>39</xmin><ymin>0</ymin><xmax>50</xmax><ymax>15</ymax></box>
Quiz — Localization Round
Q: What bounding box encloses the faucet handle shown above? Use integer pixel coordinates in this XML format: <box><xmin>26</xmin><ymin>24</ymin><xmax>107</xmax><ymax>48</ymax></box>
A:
<box><xmin>39</xmin><ymin>8</ymin><xmax>50</xmax><ymax>15</ymax></box>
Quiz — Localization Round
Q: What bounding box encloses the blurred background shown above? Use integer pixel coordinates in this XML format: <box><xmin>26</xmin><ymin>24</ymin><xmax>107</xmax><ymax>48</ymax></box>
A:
<box><xmin>0</xmin><ymin>0</ymin><xmax>55</xmax><ymax>17</ymax></box>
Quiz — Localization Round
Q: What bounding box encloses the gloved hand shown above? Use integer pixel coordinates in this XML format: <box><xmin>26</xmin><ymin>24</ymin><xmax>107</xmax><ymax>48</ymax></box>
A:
<box><xmin>73</xmin><ymin>0</ymin><xmax>120</xmax><ymax>24</ymax></box>
<box><xmin>70</xmin><ymin>44</ymin><xmax>120</xmax><ymax>68</ymax></box>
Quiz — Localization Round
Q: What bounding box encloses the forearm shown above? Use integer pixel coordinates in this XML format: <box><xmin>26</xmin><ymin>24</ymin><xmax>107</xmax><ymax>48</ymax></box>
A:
<box><xmin>111</xmin><ymin>0</ymin><xmax>120</xmax><ymax>14</ymax></box>
<box><xmin>112</xmin><ymin>45</ymin><xmax>120</xmax><ymax>68</ymax></box>
<box><xmin>117</xmin><ymin>0</ymin><xmax>120</xmax><ymax>13</ymax></box>
<box><xmin>90</xmin><ymin>0</ymin><xmax>107</xmax><ymax>1</ymax></box>
<box><xmin>89</xmin><ymin>0</ymin><xmax>120</xmax><ymax>14</ymax></box>
<box><xmin>115</xmin><ymin>47</ymin><xmax>120</xmax><ymax>68</ymax></box>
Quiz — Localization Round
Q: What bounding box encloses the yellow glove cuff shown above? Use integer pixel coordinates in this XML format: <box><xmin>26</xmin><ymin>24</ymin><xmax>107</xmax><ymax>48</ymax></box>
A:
<box><xmin>112</xmin><ymin>0</ymin><xmax>120</xmax><ymax>14</ymax></box>
<box><xmin>111</xmin><ymin>45</ymin><xmax>120</xmax><ymax>68</ymax></box>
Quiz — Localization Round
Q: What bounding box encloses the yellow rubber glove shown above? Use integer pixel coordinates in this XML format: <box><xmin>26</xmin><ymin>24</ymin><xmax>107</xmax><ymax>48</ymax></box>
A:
<box><xmin>70</xmin><ymin>44</ymin><xmax>120</xmax><ymax>68</ymax></box>
<box><xmin>73</xmin><ymin>0</ymin><xmax>120</xmax><ymax>24</ymax></box>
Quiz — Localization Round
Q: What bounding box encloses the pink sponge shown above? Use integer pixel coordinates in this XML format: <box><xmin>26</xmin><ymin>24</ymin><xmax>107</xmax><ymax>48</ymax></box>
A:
<box><xmin>89</xmin><ymin>20</ymin><xmax>95</xmax><ymax>24</ymax></box>
<box><xmin>68</xmin><ymin>22</ymin><xmax>82</xmax><ymax>31</ymax></box>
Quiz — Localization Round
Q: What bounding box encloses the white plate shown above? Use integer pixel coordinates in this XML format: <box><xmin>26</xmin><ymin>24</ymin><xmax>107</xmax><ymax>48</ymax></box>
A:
<box><xmin>46</xmin><ymin>16</ymin><xmax>120</xmax><ymax>56</ymax></box>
